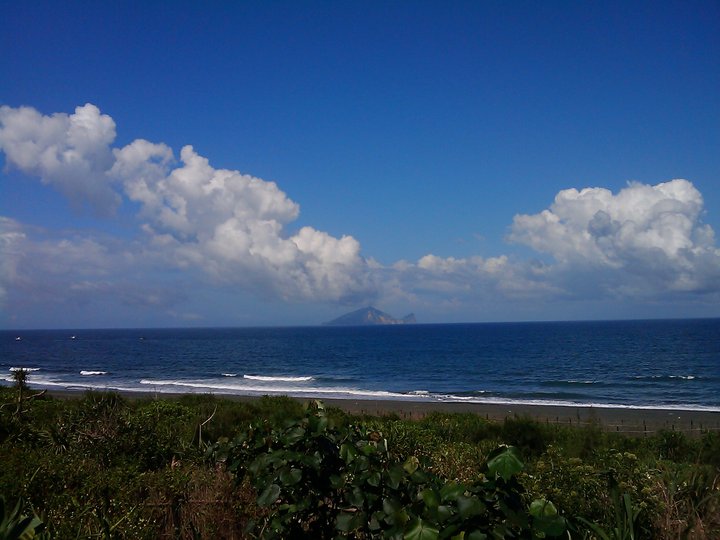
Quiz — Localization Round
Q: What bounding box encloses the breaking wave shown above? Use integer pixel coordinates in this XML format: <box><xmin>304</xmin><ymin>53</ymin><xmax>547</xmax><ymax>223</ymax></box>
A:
<box><xmin>243</xmin><ymin>374</ymin><xmax>314</xmax><ymax>382</ymax></box>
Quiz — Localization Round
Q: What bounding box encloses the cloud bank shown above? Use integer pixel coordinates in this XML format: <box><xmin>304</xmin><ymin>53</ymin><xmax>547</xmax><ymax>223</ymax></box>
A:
<box><xmin>0</xmin><ymin>104</ymin><xmax>119</xmax><ymax>213</ymax></box>
<box><xmin>1</xmin><ymin>103</ymin><xmax>719</xmax><ymax>323</ymax></box>
<box><xmin>1</xmin><ymin>104</ymin><xmax>375</xmax><ymax>306</ymax></box>
<box><xmin>509</xmin><ymin>181</ymin><xmax>720</xmax><ymax>296</ymax></box>
<box><xmin>396</xmin><ymin>181</ymin><xmax>720</xmax><ymax>309</ymax></box>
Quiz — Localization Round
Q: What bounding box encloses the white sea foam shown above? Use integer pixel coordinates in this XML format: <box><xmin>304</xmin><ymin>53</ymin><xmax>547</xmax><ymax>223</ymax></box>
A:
<box><xmin>243</xmin><ymin>374</ymin><xmax>314</xmax><ymax>382</ymax></box>
<box><xmin>138</xmin><ymin>378</ymin><xmax>411</xmax><ymax>400</ymax></box>
<box><xmin>633</xmin><ymin>374</ymin><xmax>697</xmax><ymax>381</ymax></box>
<box><xmin>80</xmin><ymin>371</ymin><xmax>107</xmax><ymax>376</ymax></box>
<box><xmin>222</xmin><ymin>373</ymin><xmax>238</xmax><ymax>377</ymax></box>
<box><xmin>9</xmin><ymin>367</ymin><xmax>40</xmax><ymax>372</ymax></box>
<box><xmin>1</xmin><ymin>375</ymin><xmax>138</xmax><ymax>394</ymax></box>
<box><xmin>4</xmin><ymin>373</ymin><xmax>718</xmax><ymax>413</ymax></box>
<box><xmin>434</xmin><ymin>394</ymin><xmax>720</xmax><ymax>412</ymax></box>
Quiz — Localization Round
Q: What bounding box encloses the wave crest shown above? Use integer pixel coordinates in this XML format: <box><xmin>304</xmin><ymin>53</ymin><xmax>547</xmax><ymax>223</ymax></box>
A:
<box><xmin>243</xmin><ymin>374</ymin><xmax>314</xmax><ymax>382</ymax></box>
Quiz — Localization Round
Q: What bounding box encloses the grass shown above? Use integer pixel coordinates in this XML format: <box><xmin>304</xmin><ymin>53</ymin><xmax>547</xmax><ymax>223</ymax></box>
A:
<box><xmin>1</xmin><ymin>386</ymin><xmax>718</xmax><ymax>538</ymax></box>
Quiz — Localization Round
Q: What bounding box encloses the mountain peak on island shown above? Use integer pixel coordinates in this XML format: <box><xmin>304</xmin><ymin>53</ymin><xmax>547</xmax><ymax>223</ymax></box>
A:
<box><xmin>324</xmin><ymin>306</ymin><xmax>416</xmax><ymax>326</ymax></box>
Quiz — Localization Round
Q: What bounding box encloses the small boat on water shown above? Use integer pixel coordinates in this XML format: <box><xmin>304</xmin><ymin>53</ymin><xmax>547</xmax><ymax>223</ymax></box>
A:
<box><xmin>15</xmin><ymin>336</ymin><xmax>21</xmax><ymax>341</ymax></box>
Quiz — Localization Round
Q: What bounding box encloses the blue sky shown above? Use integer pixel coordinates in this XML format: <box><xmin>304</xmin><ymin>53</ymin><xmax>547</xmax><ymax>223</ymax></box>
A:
<box><xmin>1</xmin><ymin>1</ymin><xmax>719</xmax><ymax>328</ymax></box>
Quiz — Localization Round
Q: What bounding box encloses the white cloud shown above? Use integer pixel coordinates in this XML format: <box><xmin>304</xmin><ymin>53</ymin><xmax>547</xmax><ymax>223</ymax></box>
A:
<box><xmin>378</xmin><ymin>180</ymin><xmax>720</xmax><ymax>315</ymax></box>
<box><xmin>508</xmin><ymin>180</ymin><xmax>720</xmax><ymax>295</ymax></box>
<box><xmin>111</xmin><ymin>142</ymin><xmax>375</xmax><ymax>302</ymax></box>
<box><xmin>0</xmin><ymin>217</ymin><xmax>193</xmax><ymax>326</ymax></box>
<box><xmin>0</xmin><ymin>104</ymin><xmax>119</xmax><ymax>214</ymax></box>
<box><xmin>1</xmin><ymin>104</ymin><xmax>376</xmax><ymax>304</ymax></box>
<box><xmin>390</xmin><ymin>253</ymin><xmax>559</xmax><ymax>301</ymax></box>
<box><xmin>2</xmin><ymin>103</ymin><xmax>719</xmax><ymax>324</ymax></box>
<box><xmin>0</xmin><ymin>217</ymin><xmax>26</xmax><ymax>304</ymax></box>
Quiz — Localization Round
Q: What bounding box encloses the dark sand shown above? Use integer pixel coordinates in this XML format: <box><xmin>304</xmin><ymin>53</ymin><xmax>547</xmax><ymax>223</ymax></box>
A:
<box><xmin>45</xmin><ymin>389</ymin><xmax>720</xmax><ymax>436</ymax></box>
<box><xmin>322</xmin><ymin>398</ymin><xmax>720</xmax><ymax>435</ymax></box>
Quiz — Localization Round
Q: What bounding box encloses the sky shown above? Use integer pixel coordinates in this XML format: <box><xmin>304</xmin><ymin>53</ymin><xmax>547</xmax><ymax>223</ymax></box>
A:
<box><xmin>1</xmin><ymin>1</ymin><xmax>719</xmax><ymax>328</ymax></box>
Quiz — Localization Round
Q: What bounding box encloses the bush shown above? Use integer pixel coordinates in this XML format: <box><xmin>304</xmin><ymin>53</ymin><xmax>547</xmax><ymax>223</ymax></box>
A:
<box><xmin>501</xmin><ymin>416</ymin><xmax>550</xmax><ymax>458</ymax></box>
<box><xmin>212</xmin><ymin>401</ymin><xmax>567</xmax><ymax>539</ymax></box>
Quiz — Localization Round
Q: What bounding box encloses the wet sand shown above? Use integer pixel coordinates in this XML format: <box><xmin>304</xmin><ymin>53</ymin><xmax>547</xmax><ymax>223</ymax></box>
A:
<box><xmin>45</xmin><ymin>389</ymin><xmax>720</xmax><ymax>436</ymax></box>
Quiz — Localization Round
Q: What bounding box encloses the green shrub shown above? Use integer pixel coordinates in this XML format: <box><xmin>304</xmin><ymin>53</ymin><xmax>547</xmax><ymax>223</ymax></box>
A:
<box><xmin>212</xmin><ymin>401</ymin><xmax>567</xmax><ymax>539</ymax></box>
<box><xmin>501</xmin><ymin>416</ymin><xmax>551</xmax><ymax>458</ymax></box>
<box><xmin>0</xmin><ymin>495</ymin><xmax>47</xmax><ymax>540</ymax></box>
<box><xmin>656</xmin><ymin>430</ymin><xmax>692</xmax><ymax>462</ymax></box>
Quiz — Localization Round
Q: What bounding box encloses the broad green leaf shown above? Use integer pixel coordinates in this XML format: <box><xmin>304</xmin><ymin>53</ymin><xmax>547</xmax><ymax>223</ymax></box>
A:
<box><xmin>257</xmin><ymin>483</ymin><xmax>281</xmax><ymax>506</ymax></box>
<box><xmin>421</xmin><ymin>488</ymin><xmax>440</xmax><ymax>510</ymax></box>
<box><xmin>383</xmin><ymin>497</ymin><xmax>402</xmax><ymax>515</ymax></box>
<box><xmin>404</xmin><ymin>456</ymin><xmax>420</xmax><ymax>474</ymax></box>
<box><xmin>340</xmin><ymin>442</ymin><xmax>357</xmax><ymax>463</ymax></box>
<box><xmin>301</xmin><ymin>453</ymin><xmax>321</xmax><ymax>469</ymax></box>
<box><xmin>436</xmin><ymin>505</ymin><xmax>453</xmax><ymax>522</ymax></box>
<box><xmin>283</xmin><ymin>426</ymin><xmax>306</xmax><ymax>444</ymax></box>
<box><xmin>533</xmin><ymin>515</ymin><xmax>567</xmax><ymax>538</ymax></box>
<box><xmin>383</xmin><ymin>498</ymin><xmax>409</xmax><ymax>527</ymax></box>
<box><xmin>279</xmin><ymin>467</ymin><xmax>302</xmax><ymax>486</ymax></box>
<box><xmin>387</xmin><ymin>464</ymin><xmax>406</xmax><ymax>490</ymax></box>
<box><xmin>355</xmin><ymin>455</ymin><xmax>370</xmax><ymax>471</ymax></box>
<box><xmin>405</xmin><ymin>517</ymin><xmax>440</xmax><ymax>540</ymax></box>
<box><xmin>348</xmin><ymin>487</ymin><xmax>365</xmax><ymax>507</ymax></box>
<box><xmin>456</xmin><ymin>496</ymin><xmax>486</xmax><ymax>519</ymax></box>
<box><xmin>369</xmin><ymin>512</ymin><xmax>382</xmax><ymax>531</ymax></box>
<box><xmin>411</xmin><ymin>469</ymin><xmax>430</xmax><ymax>484</ymax></box>
<box><xmin>309</xmin><ymin>414</ymin><xmax>328</xmax><ymax>434</ymax></box>
<box><xmin>440</xmin><ymin>481</ymin><xmax>465</xmax><ymax>502</ymax></box>
<box><xmin>367</xmin><ymin>471</ymin><xmax>382</xmax><ymax>487</ymax></box>
<box><xmin>529</xmin><ymin>499</ymin><xmax>558</xmax><ymax>518</ymax></box>
<box><xmin>486</xmin><ymin>446</ymin><xmax>524</xmax><ymax>481</ymax></box>
<box><xmin>336</xmin><ymin>512</ymin><xmax>355</xmax><ymax>532</ymax></box>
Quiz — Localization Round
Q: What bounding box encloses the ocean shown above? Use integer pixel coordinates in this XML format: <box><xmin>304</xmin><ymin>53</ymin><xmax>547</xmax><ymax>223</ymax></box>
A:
<box><xmin>2</xmin><ymin>319</ymin><xmax>719</xmax><ymax>411</ymax></box>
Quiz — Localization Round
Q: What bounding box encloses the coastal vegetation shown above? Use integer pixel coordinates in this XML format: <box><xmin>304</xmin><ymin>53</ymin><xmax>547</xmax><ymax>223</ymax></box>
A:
<box><xmin>1</xmin><ymin>383</ymin><xmax>718</xmax><ymax>539</ymax></box>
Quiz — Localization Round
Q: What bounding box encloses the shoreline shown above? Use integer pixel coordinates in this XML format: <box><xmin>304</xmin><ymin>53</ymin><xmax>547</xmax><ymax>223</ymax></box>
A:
<box><xmin>43</xmin><ymin>388</ymin><xmax>720</xmax><ymax>435</ymax></box>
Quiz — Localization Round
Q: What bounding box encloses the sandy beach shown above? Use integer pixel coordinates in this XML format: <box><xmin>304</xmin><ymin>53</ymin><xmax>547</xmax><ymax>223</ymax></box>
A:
<box><xmin>323</xmin><ymin>398</ymin><xmax>720</xmax><ymax>435</ymax></box>
<box><xmin>45</xmin><ymin>388</ymin><xmax>720</xmax><ymax>436</ymax></box>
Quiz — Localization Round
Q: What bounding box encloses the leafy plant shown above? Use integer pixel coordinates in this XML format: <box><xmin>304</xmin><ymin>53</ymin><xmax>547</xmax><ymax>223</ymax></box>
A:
<box><xmin>577</xmin><ymin>490</ymin><xmax>641</xmax><ymax>540</ymax></box>
<box><xmin>0</xmin><ymin>496</ymin><xmax>46</xmax><ymax>540</ymax></box>
<box><xmin>212</xmin><ymin>400</ymin><xmax>567</xmax><ymax>539</ymax></box>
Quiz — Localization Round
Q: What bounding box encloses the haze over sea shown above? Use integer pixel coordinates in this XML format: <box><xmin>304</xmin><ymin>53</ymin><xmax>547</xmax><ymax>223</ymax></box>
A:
<box><xmin>3</xmin><ymin>319</ymin><xmax>719</xmax><ymax>412</ymax></box>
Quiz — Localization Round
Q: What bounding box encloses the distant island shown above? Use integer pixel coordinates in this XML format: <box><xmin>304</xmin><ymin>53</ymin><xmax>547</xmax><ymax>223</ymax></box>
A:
<box><xmin>324</xmin><ymin>306</ymin><xmax>416</xmax><ymax>326</ymax></box>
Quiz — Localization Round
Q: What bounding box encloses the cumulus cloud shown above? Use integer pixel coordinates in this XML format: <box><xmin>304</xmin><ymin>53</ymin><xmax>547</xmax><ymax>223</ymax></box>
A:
<box><xmin>0</xmin><ymin>104</ymin><xmax>119</xmax><ymax>214</ymax></box>
<box><xmin>378</xmin><ymin>180</ymin><xmax>720</xmax><ymax>313</ymax></box>
<box><xmin>508</xmin><ymin>180</ymin><xmax>720</xmax><ymax>295</ymax></box>
<box><xmin>2</xmin><ymin>103</ymin><xmax>719</xmax><ymax>323</ymax></box>
<box><xmin>0</xmin><ymin>104</ymin><xmax>376</xmax><ymax>304</ymax></box>
<box><xmin>111</xmin><ymin>142</ymin><xmax>374</xmax><ymax>302</ymax></box>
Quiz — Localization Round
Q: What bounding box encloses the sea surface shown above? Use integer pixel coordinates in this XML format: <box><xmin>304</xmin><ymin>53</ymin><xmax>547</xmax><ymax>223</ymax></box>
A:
<box><xmin>2</xmin><ymin>319</ymin><xmax>719</xmax><ymax>411</ymax></box>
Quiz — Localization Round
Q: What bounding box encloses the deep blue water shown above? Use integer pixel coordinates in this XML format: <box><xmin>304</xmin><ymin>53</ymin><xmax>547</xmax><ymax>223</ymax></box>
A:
<box><xmin>2</xmin><ymin>319</ymin><xmax>719</xmax><ymax>411</ymax></box>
